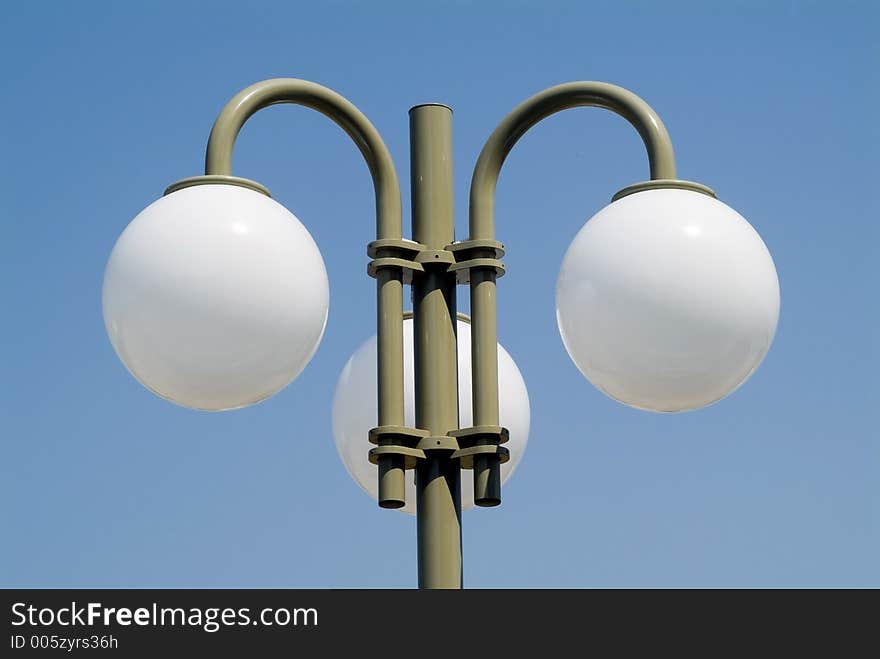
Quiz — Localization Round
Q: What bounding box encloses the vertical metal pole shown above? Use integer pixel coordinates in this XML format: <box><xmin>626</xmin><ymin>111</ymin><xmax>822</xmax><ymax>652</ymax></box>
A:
<box><xmin>376</xmin><ymin>266</ymin><xmax>406</xmax><ymax>508</ymax></box>
<box><xmin>409</xmin><ymin>103</ymin><xmax>462</xmax><ymax>589</ymax></box>
<box><xmin>470</xmin><ymin>265</ymin><xmax>502</xmax><ymax>505</ymax></box>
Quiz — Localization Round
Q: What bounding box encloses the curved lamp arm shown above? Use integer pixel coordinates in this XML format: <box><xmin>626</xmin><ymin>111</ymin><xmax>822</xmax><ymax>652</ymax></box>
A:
<box><xmin>204</xmin><ymin>77</ymin><xmax>403</xmax><ymax>240</ymax></box>
<box><xmin>189</xmin><ymin>79</ymin><xmax>408</xmax><ymax>498</ymax></box>
<box><xmin>469</xmin><ymin>81</ymin><xmax>677</xmax><ymax>240</ymax></box>
<box><xmin>463</xmin><ymin>82</ymin><xmax>680</xmax><ymax>502</ymax></box>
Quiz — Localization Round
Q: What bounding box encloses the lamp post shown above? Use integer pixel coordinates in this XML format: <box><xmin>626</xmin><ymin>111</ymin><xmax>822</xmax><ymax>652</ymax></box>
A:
<box><xmin>103</xmin><ymin>78</ymin><xmax>779</xmax><ymax>589</ymax></box>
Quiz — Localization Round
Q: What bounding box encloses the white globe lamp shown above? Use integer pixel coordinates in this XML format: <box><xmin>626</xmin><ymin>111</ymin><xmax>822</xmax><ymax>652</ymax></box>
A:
<box><xmin>332</xmin><ymin>317</ymin><xmax>530</xmax><ymax>513</ymax></box>
<box><xmin>556</xmin><ymin>187</ymin><xmax>779</xmax><ymax>412</ymax></box>
<box><xmin>102</xmin><ymin>182</ymin><xmax>330</xmax><ymax>411</ymax></box>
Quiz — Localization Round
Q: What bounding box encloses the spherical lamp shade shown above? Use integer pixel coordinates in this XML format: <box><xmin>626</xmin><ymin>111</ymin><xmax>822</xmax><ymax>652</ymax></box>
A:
<box><xmin>332</xmin><ymin>318</ymin><xmax>530</xmax><ymax>513</ymax></box>
<box><xmin>103</xmin><ymin>184</ymin><xmax>329</xmax><ymax>411</ymax></box>
<box><xmin>556</xmin><ymin>188</ymin><xmax>779</xmax><ymax>412</ymax></box>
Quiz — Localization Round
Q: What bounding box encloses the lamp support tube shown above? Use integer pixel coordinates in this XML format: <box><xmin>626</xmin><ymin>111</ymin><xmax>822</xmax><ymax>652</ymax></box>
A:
<box><xmin>465</xmin><ymin>83</ymin><xmax>679</xmax><ymax>496</ymax></box>
<box><xmin>410</xmin><ymin>104</ymin><xmax>462</xmax><ymax>589</ymax></box>
<box><xmin>376</xmin><ymin>266</ymin><xmax>406</xmax><ymax>507</ymax></box>
<box><xmin>200</xmin><ymin>77</ymin><xmax>409</xmax><ymax>510</ymax></box>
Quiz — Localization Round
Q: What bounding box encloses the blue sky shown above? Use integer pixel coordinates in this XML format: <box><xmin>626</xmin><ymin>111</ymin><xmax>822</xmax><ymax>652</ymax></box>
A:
<box><xmin>1</xmin><ymin>1</ymin><xmax>876</xmax><ymax>587</ymax></box>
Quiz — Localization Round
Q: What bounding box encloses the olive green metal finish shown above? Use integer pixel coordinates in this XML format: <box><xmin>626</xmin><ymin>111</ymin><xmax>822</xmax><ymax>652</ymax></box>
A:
<box><xmin>164</xmin><ymin>174</ymin><xmax>271</xmax><ymax>197</ymax></box>
<box><xmin>196</xmin><ymin>78</ymin><xmax>410</xmax><ymax>514</ymax></box>
<box><xmin>464</xmin><ymin>84</ymin><xmax>683</xmax><ymax>508</ymax></box>
<box><xmin>469</xmin><ymin>81</ymin><xmax>678</xmax><ymax>241</ymax></box>
<box><xmin>204</xmin><ymin>78</ymin><xmax>403</xmax><ymax>240</ymax></box>
<box><xmin>169</xmin><ymin>77</ymin><xmax>701</xmax><ymax>590</ymax></box>
<box><xmin>409</xmin><ymin>104</ymin><xmax>463</xmax><ymax>589</ymax></box>
<box><xmin>470</xmin><ymin>264</ymin><xmax>502</xmax><ymax>506</ymax></box>
<box><xmin>376</xmin><ymin>265</ymin><xmax>406</xmax><ymax>509</ymax></box>
<box><xmin>612</xmin><ymin>178</ymin><xmax>716</xmax><ymax>201</ymax></box>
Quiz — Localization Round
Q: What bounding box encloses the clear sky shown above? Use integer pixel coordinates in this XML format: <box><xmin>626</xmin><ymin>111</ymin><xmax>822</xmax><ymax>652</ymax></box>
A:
<box><xmin>1</xmin><ymin>1</ymin><xmax>876</xmax><ymax>588</ymax></box>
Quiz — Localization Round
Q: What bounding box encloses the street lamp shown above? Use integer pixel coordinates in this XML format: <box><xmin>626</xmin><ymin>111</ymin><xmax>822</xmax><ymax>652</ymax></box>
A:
<box><xmin>102</xmin><ymin>78</ymin><xmax>779</xmax><ymax>589</ymax></box>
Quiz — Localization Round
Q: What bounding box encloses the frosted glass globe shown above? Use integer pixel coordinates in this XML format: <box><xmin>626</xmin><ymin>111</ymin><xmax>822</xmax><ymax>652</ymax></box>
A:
<box><xmin>556</xmin><ymin>188</ymin><xmax>779</xmax><ymax>412</ymax></box>
<box><xmin>103</xmin><ymin>184</ymin><xmax>329</xmax><ymax>411</ymax></box>
<box><xmin>332</xmin><ymin>318</ymin><xmax>530</xmax><ymax>513</ymax></box>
